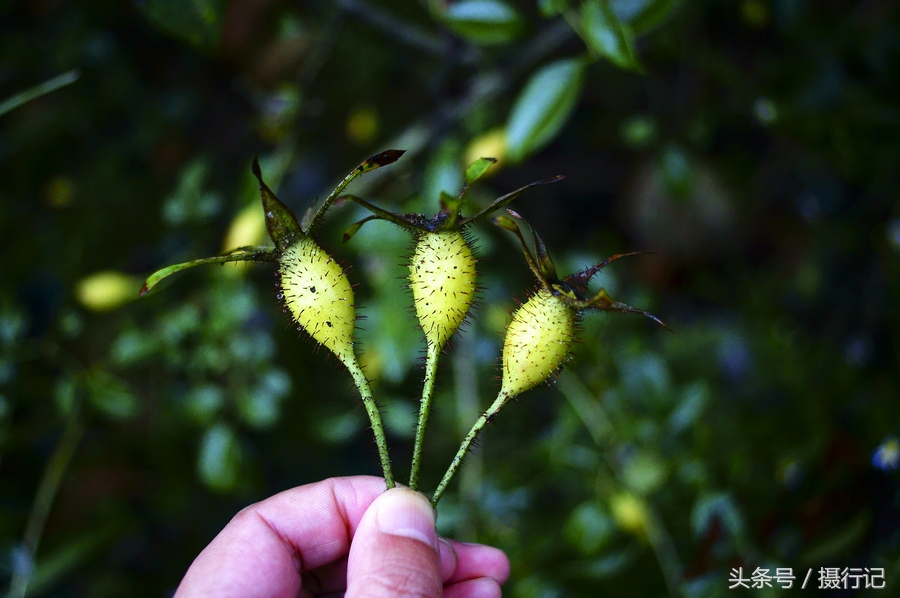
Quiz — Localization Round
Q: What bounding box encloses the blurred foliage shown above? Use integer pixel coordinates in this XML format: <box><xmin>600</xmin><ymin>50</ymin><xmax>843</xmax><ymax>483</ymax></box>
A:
<box><xmin>2</xmin><ymin>0</ymin><xmax>900</xmax><ymax>596</ymax></box>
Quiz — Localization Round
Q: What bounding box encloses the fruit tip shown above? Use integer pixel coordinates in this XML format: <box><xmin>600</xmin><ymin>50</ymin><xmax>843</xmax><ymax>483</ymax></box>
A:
<box><xmin>370</xmin><ymin>149</ymin><xmax>406</xmax><ymax>167</ymax></box>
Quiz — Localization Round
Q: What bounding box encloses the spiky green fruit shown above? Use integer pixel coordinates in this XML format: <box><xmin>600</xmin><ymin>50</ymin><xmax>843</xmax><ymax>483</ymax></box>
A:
<box><xmin>408</xmin><ymin>230</ymin><xmax>477</xmax><ymax>348</ymax></box>
<box><xmin>280</xmin><ymin>236</ymin><xmax>357</xmax><ymax>368</ymax></box>
<box><xmin>500</xmin><ymin>289</ymin><xmax>575</xmax><ymax>398</ymax></box>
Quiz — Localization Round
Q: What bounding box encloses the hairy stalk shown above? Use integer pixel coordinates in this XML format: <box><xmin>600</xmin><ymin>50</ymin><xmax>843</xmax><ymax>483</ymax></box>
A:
<box><xmin>345</xmin><ymin>358</ymin><xmax>394</xmax><ymax>488</ymax></box>
<box><xmin>409</xmin><ymin>342</ymin><xmax>440</xmax><ymax>490</ymax></box>
<box><xmin>431</xmin><ymin>390</ymin><xmax>511</xmax><ymax>507</ymax></box>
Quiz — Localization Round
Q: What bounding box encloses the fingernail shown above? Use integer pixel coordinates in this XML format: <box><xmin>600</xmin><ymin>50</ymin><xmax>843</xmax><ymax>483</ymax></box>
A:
<box><xmin>376</xmin><ymin>490</ymin><xmax>437</xmax><ymax>549</ymax></box>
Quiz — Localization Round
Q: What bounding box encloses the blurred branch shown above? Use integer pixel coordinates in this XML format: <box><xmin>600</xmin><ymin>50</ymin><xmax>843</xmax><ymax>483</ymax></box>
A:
<box><xmin>559</xmin><ymin>371</ymin><xmax>684</xmax><ymax>596</ymax></box>
<box><xmin>400</xmin><ymin>18</ymin><xmax>575</xmax><ymax>143</ymax></box>
<box><xmin>557</xmin><ymin>371</ymin><xmax>614</xmax><ymax>446</ymax></box>
<box><xmin>507</xmin><ymin>19</ymin><xmax>576</xmax><ymax>75</ymax></box>
<box><xmin>0</xmin><ymin>70</ymin><xmax>80</xmax><ymax>118</ymax></box>
<box><xmin>645</xmin><ymin>506</ymin><xmax>684</xmax><ymax>597</ymax></box>
<box><xmin>453</xmin><ymin>331</ymin><xmax>482</xmax><ymax>541</ymax></box>
<box><xmin>0</xmin><ymin>341</ymin><xmax>86</xmax><ymax>472</ymax></box>
<box><xmin>297</xmin><ymin>8</ymin><xmax>344</xmax><ymax>90</ymax></box>
<box><xmin>333</xmin><ymin>0</ymin><xmax>479</xmax><ymax>64</ymax></box>
<box><xmin>7</xmin><ymin>405</ymin><xmax>85</xmax><ymax>598</ymax></box>
<box><xmin>339</xmin><ymin>19</ymin><xmax>574</xmax><ymax>195</ymax></box>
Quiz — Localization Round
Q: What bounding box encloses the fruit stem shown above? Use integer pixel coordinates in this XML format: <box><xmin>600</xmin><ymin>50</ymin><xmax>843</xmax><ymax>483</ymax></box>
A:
<box><xmin>431</xmin><ymin>389</ymin><xmax>512</xmax><ymax>507</ymax></box>
<box><xmin>346</xmin><ymin>358</ymin><xmax>395</xmax><ymax>488</ymax></box>
<box><xmin>409</xmin><ymin>342</ymin><xmax>441</xmax><ymax>491</ymax></box>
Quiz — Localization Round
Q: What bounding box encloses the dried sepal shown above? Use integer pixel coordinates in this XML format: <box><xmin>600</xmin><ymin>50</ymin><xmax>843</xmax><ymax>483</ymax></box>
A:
<box><xmin>492</xmin><ymin>213</ymin><xmax>546</xmax><ymax>288</ymax></box>
<box><xmin>583</xmin><ymin>288</ymin><xmax>673</xmax><ymax>332</ymax></box>
<box><xmin>252</xmin><ymin>157</ymin><xmax>303</xmax><ymax>252</ymax></box>
<box><xmin>461</xmin><ymin>174</ymin><xmax>564</xmax><ymax>227</ymax></box>
<box><xmin>142</xmin><ymin>155</ymin><xmax>398</xmax><ymax>487</ymax></box>
<box><xmin>338</xmin><ymin>158</ymin><xmax>560</xmax><ymax>351</ymax></box>
<box><xmin>563</xmin><ymin>252</ymin><xmax>648</xmax><ymax>293</ymax></box>
<box><xmin>493</xmin><ymin>213</ymin><xmax>671</xmax><ymax>399</ymax></box>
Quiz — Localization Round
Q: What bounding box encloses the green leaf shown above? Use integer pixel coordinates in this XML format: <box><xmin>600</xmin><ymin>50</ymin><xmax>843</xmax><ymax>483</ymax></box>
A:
<box><xmin>566</xmin><ymin>501</ymin><xmax>615</xmax><ymax>554</ymax></box>
<box><xmin>620</xmin><ymin>114</ymin><xmax>657</xmax><ymax>149</ymax></box>
<box><xmin>317</xmin><ymin>410</ymin><xmax>363</xmax><ymax>444</ymax></box>
<box><xmin>537</xmin><ymin>0</ymin><xmax>570</xmax><ymax>17</ymax></box>
<box><xmin>136</xmin><ymin>0</ymin><xmax>226</xmax><ymax>53</ymax></box>
<box><xmin>464</xmin><ymin>157</ymin><xmax>497</xmax><ymax>186</ymax></box>
<box><xmin>610</xmin><ymin>0</ymin><xmax>678</xmax><ymax>34</ymax></box>
<box><xmin>506</xmin><ymin>58</ymin><xmax>584</xmax><ymax>162</ymax></box>
<box><xmin>238</xmin><ymin>369</ymin><xmax>291</xmax><ymax>430</ymax></box>
<box><xmin>110</xmin><ymin>327</ymin><xmax>161</xmax><ymax>366</ymax></box>
<box><xmin>580</xmin><ymin>1</ymin><xmax>641</xmax><ymax>70</ymax></box>
<box><xmin>343</xmin><ymin>215</ymin><xmax>382</xmax><ymax>243</ymax></box>
<box><xmin>620</xmin><ymin>451</ymin><xmax>668</xmax><ymax>495</ymax></box>
<box><xmin>86</xmin><ymin>372</ymin><xmax>138</xmax><ymax>420</ymax></box>
<box><xmin>185</xmin><ymin>384</ymin><xmax>225</xmax><ymax>425</ymax></box>
<box><xmin>443</xmin><ymin>0</ymin><xmax>523</xmax><ymax>46</ymax></box>
<box><xmin>54</xmin><ymin>375</ymin><xmax>78</xmax><ymax>417</ymax></box>
<box><xmin>198</xmin><ymin>423</ymin><xmax>242</xmax><ymax>491</ymax></box>
<box><xmin>162</xmin><ymin>159</ymin><xmax>222</xmax><ymax>226</ymax></box>
<box><xmin>492</xmin><ymin>214</ymin><xmax>520</xmax><ymax>233</ymax></box>
<box><xmin>0</xmin><ymin>301</ymin><xmax>27</xmax><ymax>347</ymax></box>
<box><xmin>237</xmin><ymin>390</ymin><xmax>280</xmax><ymax>430</ymax></box>
<box><xmin>668</xmin><ymin>381</ymin><xmax>709</xmax><ymax>432</ymax></box>
<box><xmin>691</xmin><ymin>491</ymin><xmax>744</xmax><ymax>540</ymax></box>
<box><xmin>438</xmin><ymin>191</ymin><xmax>463</xmax><ymax>230</ymax></box>
<box><xmin>382</xmin><ymin>398</ymin><xmax>417</xmax><ymax>439</ymax></box>
<box><xmin>139</xmin><ymin>249</ymin><xmax>277</xmax><ymax>295</ymax></box>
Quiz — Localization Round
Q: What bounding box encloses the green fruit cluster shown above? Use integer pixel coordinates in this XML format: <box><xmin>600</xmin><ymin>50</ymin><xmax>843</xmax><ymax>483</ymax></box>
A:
<box><xmin>142</xmin><ymin>151</ymin><xmax>668</xmax><ymax>503</ymax></box>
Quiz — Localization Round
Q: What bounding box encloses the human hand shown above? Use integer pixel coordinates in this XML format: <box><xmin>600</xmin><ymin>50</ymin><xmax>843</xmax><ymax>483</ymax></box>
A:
<box><xmin>174</xmin><ymin>476</ymin><xmax>509</xmax><ymax>597</ymax></box>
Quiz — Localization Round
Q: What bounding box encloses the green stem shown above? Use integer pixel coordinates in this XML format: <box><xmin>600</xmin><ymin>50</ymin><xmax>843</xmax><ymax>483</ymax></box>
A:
<box><xmin>409</xmin><ymin>342</ymin><xmax>440</xmax><ymax>490</ymax></box>
<box><xmin>431</xmin><ymin>390</ymin><xmax>512</xmax><ymax>507</ymax></box>
<box><xmin>345</xmin><ymin>358</ymin><xmax>394</xmax><ymax>488</ymax></box>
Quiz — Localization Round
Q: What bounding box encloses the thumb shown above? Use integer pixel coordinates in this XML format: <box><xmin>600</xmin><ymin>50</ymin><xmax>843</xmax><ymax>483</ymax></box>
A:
<box><xmin>346</xmin><ymin>488</ymin><xmax>442</xmax><ymax>598</ymax></box>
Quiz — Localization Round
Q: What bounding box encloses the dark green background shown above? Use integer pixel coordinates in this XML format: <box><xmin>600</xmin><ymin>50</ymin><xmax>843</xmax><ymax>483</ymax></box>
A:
<box><xmin>2</xmin><ymin>0</ymin><xmax>899</xmax><ymax>596</ymax></box>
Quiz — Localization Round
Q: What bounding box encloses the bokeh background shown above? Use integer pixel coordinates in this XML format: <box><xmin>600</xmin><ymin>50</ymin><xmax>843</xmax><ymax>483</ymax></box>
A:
<box><xmin>3</xmin><ymin>0</ymin><xmax>900</xmax><ymax>596</ymax></box>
